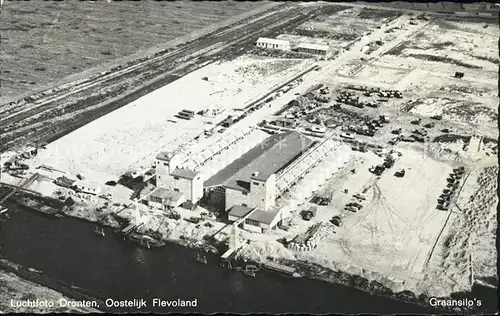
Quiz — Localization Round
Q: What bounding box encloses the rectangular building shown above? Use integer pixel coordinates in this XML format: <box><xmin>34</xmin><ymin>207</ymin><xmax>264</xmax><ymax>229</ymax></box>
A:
<box><xmin>256</xmin><ymin>37</ymin><xmax>291</xmax><ymax>51</ymax></box>
<box><xmin>155</xmin><ymin>152</ymin><xmax>204</xmax><ymax>207</ymax></box>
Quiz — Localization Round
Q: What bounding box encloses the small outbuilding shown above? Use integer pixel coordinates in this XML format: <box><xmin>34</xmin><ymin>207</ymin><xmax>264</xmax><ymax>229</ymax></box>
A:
<box><xmin>454</xmin><ymin>72</ymin><xmax>464</xmax><ymax>79</ymax></box>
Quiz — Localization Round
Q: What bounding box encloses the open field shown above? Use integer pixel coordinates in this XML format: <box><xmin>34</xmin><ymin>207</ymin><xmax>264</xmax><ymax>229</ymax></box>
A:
<box><xmin>0</xmin><ymin>0</ymin><xmax>265</xmax><ymax>102</ymax></box>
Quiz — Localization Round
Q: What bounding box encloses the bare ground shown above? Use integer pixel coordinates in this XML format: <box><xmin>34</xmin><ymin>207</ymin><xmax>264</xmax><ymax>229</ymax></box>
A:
<box><xmin>0</xmin><ymin>1</ymin><xmax>265</xmax><ymax>102</ymax></box>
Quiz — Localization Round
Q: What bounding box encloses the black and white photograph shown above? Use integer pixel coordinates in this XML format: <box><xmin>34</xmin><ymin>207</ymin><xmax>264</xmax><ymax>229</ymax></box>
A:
<box><xmin>0</xmin><ymin>0</ymin><xmax>498</xmax><ymax>314</ymax></box>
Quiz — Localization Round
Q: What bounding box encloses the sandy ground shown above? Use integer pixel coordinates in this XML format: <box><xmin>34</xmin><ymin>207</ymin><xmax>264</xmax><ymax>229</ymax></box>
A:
<box><xmin>0</xmin><ymin>271</ymin><xmax>98</xmax><ymax>313</ymax></box>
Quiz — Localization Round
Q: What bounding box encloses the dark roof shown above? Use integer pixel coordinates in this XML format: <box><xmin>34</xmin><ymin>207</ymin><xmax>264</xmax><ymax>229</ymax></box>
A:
<box><xmin>228</xmin><ymin>205</ymin><xmax>278</xmax><ymax>225</ymax></box>
<box><xmin>204</xmin><ymin>131</ymin><xmax>314</xmax><ymax>191</ymax></box>
<box><xmin>171</xmin><ymin>168</ymin><xmax>199</xmax><ymax>180</ymax></box>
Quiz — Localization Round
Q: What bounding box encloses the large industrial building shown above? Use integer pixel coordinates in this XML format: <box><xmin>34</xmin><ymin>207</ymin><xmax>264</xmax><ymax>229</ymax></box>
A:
<box><xmin>256</xmin><ymin>37</ymin><xmax>291</xmax><ymax>51</ymax></box>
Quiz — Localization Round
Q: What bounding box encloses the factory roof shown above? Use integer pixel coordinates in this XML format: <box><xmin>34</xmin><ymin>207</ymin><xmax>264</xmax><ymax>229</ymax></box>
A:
<box><xmin>228</xmin><ymin>205</ymin><xmax>279</xmax><ymax>225</ymax></box>
<box><xmin>74</xmin><ymin>180</ymin><xmax>101</xmax><ymax>190</ymax></box>
<box><xmin>256</xmin><ymin>37</ymin><xmax>291</xmax><ymax>46</ymax></box>
<box><xmin>171</xmin><ymin>167</ymin><xmax>199</xmax><ymax>180</ymax></box>
<box><xmin>297</xmin><ymin>42</ymin><xmax>329</xmax><ymax>52</ymax></box>
<box><xmin>204</xmin><ymin>131</ymin><xmax>314</xmax><ymax>191</ymax></box>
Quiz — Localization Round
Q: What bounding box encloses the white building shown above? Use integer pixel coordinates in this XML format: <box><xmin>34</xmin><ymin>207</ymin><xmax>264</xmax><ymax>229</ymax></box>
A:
<box><xmin>152</xmin><ymin>152</ymin><xmax>204</xmax><ymax>209</ymax></box>
<box><xmin>297</xmin><ymin>42</ymin><xmax>329</xmax><ymax>55</ymax></box>
<box><xmin>256</xmin><ymin>37</ymin><xmax>291</xmax><ymax>51</ymax></box>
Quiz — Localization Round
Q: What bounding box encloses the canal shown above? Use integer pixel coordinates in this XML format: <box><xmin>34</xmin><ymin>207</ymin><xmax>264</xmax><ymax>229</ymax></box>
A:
<box><xmin>0</xmin><ymin>204</ymin><xmax>495</xmax><ymax>314</ymax></box>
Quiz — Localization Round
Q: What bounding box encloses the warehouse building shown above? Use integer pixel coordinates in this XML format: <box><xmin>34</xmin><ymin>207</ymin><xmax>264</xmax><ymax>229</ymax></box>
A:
<box><xmin>74</xmin><ymin>180</ymin><xmax>101</xmax><ymax>195</ymax></box>
<box><xmin>297</xmin><ymin>42</ymin><xmax>329</xmax><ymax>56</ymax></box>
<box><xmin>256</xmin><ymin>37</ymin><xmax>291</xmax><ymax>51</ymax></box>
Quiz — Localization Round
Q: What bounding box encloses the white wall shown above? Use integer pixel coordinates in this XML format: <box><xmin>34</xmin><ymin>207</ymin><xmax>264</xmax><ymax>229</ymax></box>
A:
<box><xmin>173</xmin><ymin>177</ymin><xmax>192</xmax><ymax>201</ymax></box>
<box><xmin>191</xmin><ymin>174</ymin><xmax>204</xmax><ymax>203</ymax></box>
<box><xmin>264</xmin><ymin>174</ymin><xmax>276</xmax><ymax>211</ymax></box>
<box><xmin>148</xmin><ymin>200</ymin><xmax>165</xmax><ymax>210</ymax></box>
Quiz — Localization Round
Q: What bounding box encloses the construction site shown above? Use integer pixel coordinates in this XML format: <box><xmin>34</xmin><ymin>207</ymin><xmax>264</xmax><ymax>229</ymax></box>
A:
<box><xmin>0</xmin><ymin>2</ymin><xmax>497</xmax><ymax>311</ymax></box>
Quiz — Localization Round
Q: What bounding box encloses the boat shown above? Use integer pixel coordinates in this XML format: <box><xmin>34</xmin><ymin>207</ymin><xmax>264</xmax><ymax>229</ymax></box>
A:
<box><xmin>94</xmin><ymin>227</ymin><xmax>105</xmax><ymax>237</ymax></box>
<box><xmin>242</xmin><ymin>265</ymin><xmax>259</xmax><ymax>277</ymax></box>
<box><xmin>128</xmin><ymin>232</ymin><xmax>165</xmax><ymax>248</ymax></box>
<box><xmin>196</xmin><ymin>253</ymin><xmax>208</xmax><ymax>264</ymax></box>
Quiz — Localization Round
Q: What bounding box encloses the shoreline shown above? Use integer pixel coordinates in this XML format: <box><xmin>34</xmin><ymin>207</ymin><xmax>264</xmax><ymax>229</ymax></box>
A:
<box><xmin>1</xmin><ymin>190</ymin><xmax>492</xmax><ymax>314</ymax></box>
<box><xmin>0</xmin><ymin>259</ymin><xmax>111</xmax><ymax>313</ymax></box>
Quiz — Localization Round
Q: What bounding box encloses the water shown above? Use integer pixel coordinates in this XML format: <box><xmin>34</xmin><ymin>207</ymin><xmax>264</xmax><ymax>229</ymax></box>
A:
<box><xmin>0</xmin><ymin>204</ymin><xmax>495</xmax><ymax>314</ymax></box>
